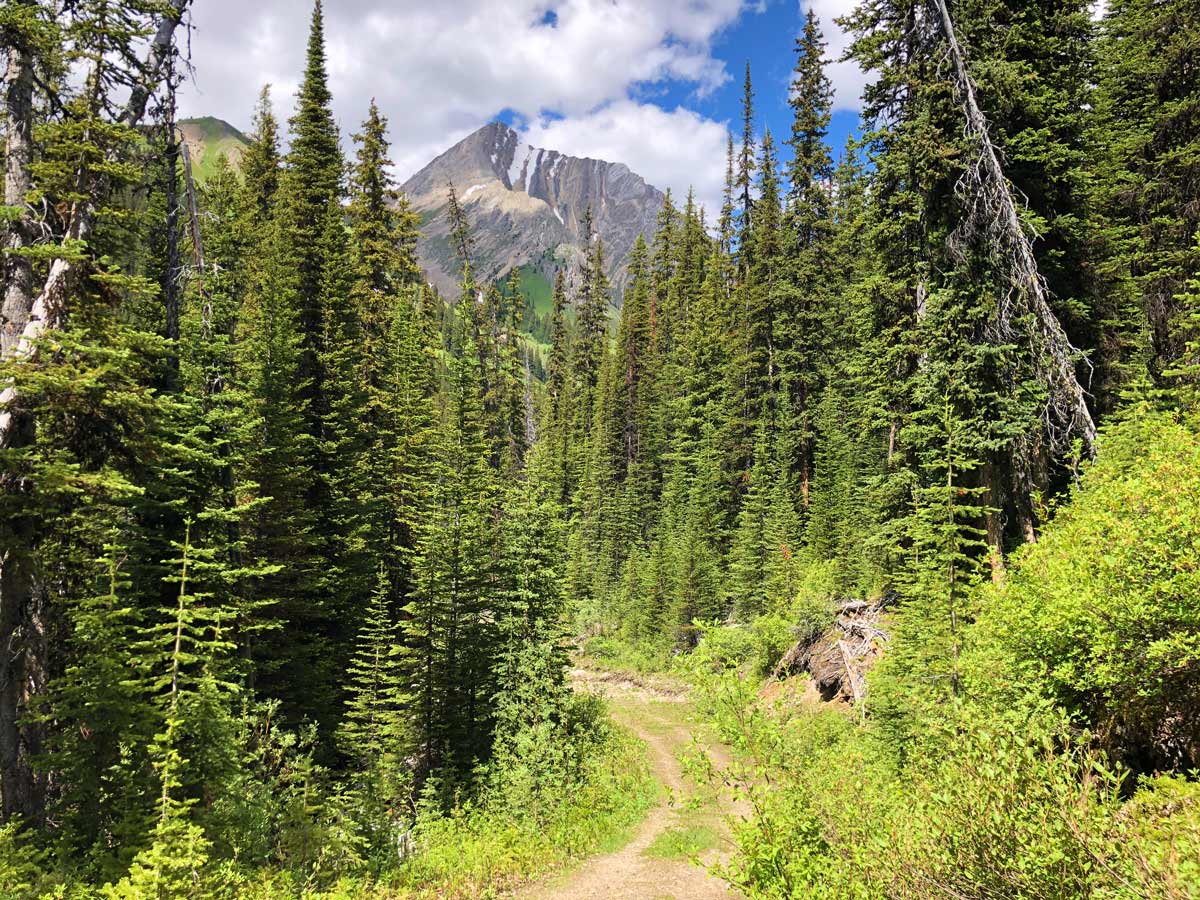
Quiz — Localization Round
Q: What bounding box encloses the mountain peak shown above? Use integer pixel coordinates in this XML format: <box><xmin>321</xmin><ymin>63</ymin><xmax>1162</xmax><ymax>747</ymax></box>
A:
<box><xmin>402</xmin><ymin>121</ymin><xmax>664</xmax><ymax>302</ymax></box>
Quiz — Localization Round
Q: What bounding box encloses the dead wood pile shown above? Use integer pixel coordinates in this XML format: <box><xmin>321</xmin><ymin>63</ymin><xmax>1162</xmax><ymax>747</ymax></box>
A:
<box><xmin>773</xmin><ymin>599</ymin><xmax>891</xmax><ymax>704</ymax></box>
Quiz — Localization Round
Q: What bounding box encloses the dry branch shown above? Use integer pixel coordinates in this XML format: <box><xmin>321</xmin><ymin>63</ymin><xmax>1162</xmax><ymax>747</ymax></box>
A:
<box><xmin>929</xmin><ymin>0</ymin><xmax>1097</xmax><ymax>457</ymax></box>
<box><xmin>774</xmin><ymin>599</ymin><xmax>890</xmax><ymax>704</ymax></box>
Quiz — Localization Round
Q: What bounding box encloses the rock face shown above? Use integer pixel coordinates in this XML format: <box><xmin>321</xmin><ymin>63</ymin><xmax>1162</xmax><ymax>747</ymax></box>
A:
<box><xmin>402</xmin><ymin>122</ymin><xmax>664</xmax><ymax>304</ymax></box>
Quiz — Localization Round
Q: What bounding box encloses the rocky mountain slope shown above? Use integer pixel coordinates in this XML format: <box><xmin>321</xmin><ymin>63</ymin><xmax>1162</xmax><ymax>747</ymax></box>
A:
<box><xmin>402</xmin><ymin>122</ymin><xmax>665</xmax><ymax>304</ymax></box>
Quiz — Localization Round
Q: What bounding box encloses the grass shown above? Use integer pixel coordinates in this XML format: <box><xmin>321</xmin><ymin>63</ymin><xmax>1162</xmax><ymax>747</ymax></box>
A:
<box><xmin>193</xmin><ymin>719</ymin><xmax>657</xmax><ymax>900</ymax></box>
<box><xmin>509</xmin><ymin>264</ymin><xmax>554</xmax><ymax>316</ymax></box>
<box><xmin>382</xmin><ymin>720</ymin><xmax>656</xmax><ymax>898</ymax></box>
<box><xmin>645</xmin><ymin>822</ymin><xmax>720</xmax><ymax>861</ymax></box>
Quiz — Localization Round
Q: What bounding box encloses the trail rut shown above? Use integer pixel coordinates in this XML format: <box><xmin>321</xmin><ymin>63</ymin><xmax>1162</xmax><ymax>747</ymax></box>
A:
<box><xmin>515</xmin><ymin>670</ymin><xmax>741</xmax><ymax>900</ymax></box>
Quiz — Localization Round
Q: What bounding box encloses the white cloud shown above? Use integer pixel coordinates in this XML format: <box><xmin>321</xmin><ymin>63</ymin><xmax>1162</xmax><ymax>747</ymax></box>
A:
<box><xmin>523</xmin><ymin>101</ymin><xmax>730</xmax><ymax>222</ymax></box>
<box><xmin>178</xmin><ymin>0</ymin><xmax>757</xmax><ymax>184</ymax></box>
<box><xmin>802</xmin><ymin>0</ymin><xmax>868</xmax><ymax>111</ymax></box>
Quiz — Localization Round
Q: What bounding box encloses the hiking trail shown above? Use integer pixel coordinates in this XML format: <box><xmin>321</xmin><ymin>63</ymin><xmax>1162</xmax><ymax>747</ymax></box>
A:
<box><xmin>516</xmin><ymin>669</ymin><xmax>742</xmax><ymax>900</ymax></box>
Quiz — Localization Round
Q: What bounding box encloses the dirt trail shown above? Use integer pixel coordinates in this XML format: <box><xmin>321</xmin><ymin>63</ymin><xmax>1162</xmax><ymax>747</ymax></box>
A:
<box><xmin>516</xmin><ymin>669</ymin><xmax>741</xmax><ymax>900</ymax></box>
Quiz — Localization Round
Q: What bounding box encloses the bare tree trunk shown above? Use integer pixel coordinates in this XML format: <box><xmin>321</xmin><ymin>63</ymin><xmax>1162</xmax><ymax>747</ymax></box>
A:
<box><xmin>0</xmin><ymin>0</ymin><xmax>192</xmax><ymax>823</ymax></box>
<box><xmin>1010</xmin><ymin>440</ymin><xmax>1040</xmax><ymax>544</ymax></box>
<box><xmin>983</xmin><ymin>460</ymin><xmax>1006</xmax><ymax>583</ymax></box>
<box><xmin>162</xmin><ymin>68</ymin><xmax>182</xmax><ymax>386</ymax></box>
<box><xmin>2</xmin><ymin>2</ymin><xmax>36</xmax><ymax>358</ymax></box>
<box><xmin>0</xmin><ymin>533</ymin><xmax>47</xmax><ymax>823</ymax></box>
<box><xmin>0</xmin><ymin>0</ymin><xmax>44</xmax><ymax>824</ymax></box>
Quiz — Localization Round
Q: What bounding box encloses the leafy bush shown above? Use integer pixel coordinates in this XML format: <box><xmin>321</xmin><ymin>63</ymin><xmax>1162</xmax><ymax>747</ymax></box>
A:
<box><xmin>698</xmin><ymin>667</ymin><xmax>1200</xmax><ymax>900</ymax></box>
<box><xmin>581</xmin><ymin>631</ymin><xmax>671</xmax><ymax>674</ymax></box>
<box><xmin>970</xmin><ymin>405</ymin><xmax>1200</xmax><ymax>772</ymax></box>
<box><xmin>385</xmin><ymin>702</ymin><xmax>653</xmax><ymax>898</ymax></box>
<box><xmin>0</xmin><ymin>820</ymin><xmax>56</xmax><ymax>900</ymax></box>
<box><xmin>683</xmin><ymin>612</ymin><xmax>827</xmax><ymax>683</ymax></box>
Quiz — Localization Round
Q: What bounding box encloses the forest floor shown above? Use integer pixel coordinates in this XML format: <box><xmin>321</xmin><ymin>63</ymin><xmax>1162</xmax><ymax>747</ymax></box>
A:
<box><xmin>515</xmin><ymin>668</ymin><xmax>742</xmax><ymax>900</ymax></box>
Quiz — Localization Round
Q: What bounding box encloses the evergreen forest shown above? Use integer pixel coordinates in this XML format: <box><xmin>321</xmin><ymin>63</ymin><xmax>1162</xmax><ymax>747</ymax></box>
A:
<box><xmin>1</xmin><ymin>0</ymin><xmax>1199</xmax><ymax>897</ymax></box>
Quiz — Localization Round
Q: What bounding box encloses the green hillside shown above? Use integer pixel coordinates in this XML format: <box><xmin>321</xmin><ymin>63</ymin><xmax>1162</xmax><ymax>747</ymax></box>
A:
<box><xmin>178</xmin><ymin>116</ymin><xmax>249</xmax><ymax>181</ymax></box>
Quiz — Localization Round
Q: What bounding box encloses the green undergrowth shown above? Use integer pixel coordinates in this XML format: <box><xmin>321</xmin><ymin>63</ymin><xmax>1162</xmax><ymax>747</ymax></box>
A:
<box><xmin>2</xmin><ymin>699</ymin><xmax>655</xmax><ymax>900</ymax></box>
<box><xmin>670</xmin><ymin>407</ymin><xmax>1200</xmax><ymax>900</ymax></box>
<box><xmin>380</xmin><ymin>718</ymin><xmax>656</xmax><ymax>899</ymax></box>
<box><xmin>646</xmin><ymin>822</ymin><xmax>720</xmax><ymax>861</ymax></box>
<box><xmin>696</xmin><ymin>677</ymin><xmax>1200</xmax><ymax>900</ymax></box>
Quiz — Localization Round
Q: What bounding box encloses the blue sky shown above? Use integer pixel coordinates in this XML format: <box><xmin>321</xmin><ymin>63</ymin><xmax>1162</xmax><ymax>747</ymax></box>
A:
<box><xmin>496</xmin><ymin>1</ymin><xmax>862</xmax><ymax>185</ymax></box>
<box><xmin>178</xmin><ymin>0</ymin><xmax>867</xmax><ymax>218</ymax></box>
<box><xmin>696</xmin><ymin>2</ymin><xmax>862</xmax><ymax>161</ymax></box>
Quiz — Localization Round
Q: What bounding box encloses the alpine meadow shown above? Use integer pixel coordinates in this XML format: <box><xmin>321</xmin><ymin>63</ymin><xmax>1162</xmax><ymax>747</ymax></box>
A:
<box><xmin>2</xmin><ymin>0</ymin><xmax>1200</xmax><ymax>898</ymax></box>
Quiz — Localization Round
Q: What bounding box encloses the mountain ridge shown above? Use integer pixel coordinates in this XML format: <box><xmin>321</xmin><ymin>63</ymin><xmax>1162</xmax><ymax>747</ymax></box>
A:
<box><xmin>402</xmin><ymin>121</ymin><xmax>665</xmax><ymax>303</ymax></box>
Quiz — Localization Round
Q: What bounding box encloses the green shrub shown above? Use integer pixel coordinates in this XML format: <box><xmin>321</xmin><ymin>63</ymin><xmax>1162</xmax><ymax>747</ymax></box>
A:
<box><xmin>581</xmin><ymin>632</ymin><xmax>670</xmax><ymax>674</ymax></box>
<box><xmin>387</xmin><ymin>710</ymin><xmax>653</xmax><ymax>898</ymax></box>
<box><xmin>970</xmin><ymin>405</ymin><xmax>1200</xmax><ymax>772</ymax></box>
<box><xmin>0</xmin><ymin>820</ymin><xmax>58</xmax><ymax>900</ymax></box>
<box><xmin>696</xmin><ymin>664</ymin><xmax>1200</xmax><ymax>900</ymax></box>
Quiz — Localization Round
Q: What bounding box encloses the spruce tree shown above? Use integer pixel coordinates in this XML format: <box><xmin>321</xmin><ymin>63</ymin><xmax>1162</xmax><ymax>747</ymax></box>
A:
<box><xmin>43</xmin><ymin>543</ymin><xmax>154</xmax><ymax>868</ymax></box>
<box><xmin>785</xmin><ymin>10</ymin><xmax>834</xmax><ymax>249</ymax></box>
<box><xmin>719</xmin><ymin>133</ymin><xmax>737</xmax><ymax>256</ymax></box>
<box><xmin>1094</xmin><ymin>0</ymin><xmax>1200</xmax><ymax>389</ymax></box>
<box><xmin>234</xmin><ymin>170</ymin><xmax>325</xmax><ymax>730</ymax></box>
<box><xmin>338</xmin><ymin>570</ymin><xmax>403</xmax><ymax>781</ymax></box>
<box><xmin>774</xmin><ymin>10</ymin><xmax>836</xmax><ymax>513</ymax></box>
<box><xmin>402</xmin><ymin>338</ymin><xmax>502</xmax><ymax>779</ymax></box>
<box><xmin>736</xmin><ymin>62</ymin><xmax>757</xmax><ymax>261</ymax></box>
<box><xmin>282</xmin><ymin>0</ymin><xmax>344</xmax><ymax>413</ymax></box>
<box><xmin>539</xmin><ymin>268</ymin><xmax>574</xmax><ymax>507</ymax></box>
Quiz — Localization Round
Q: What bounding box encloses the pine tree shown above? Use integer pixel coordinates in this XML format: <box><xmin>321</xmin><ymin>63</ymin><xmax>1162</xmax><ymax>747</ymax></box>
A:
<box><xmin>538</xmin><ymin>268</ymin><xmax>574</xmax><ymax>507</ymax></box>
<box><xmin>728</xmin><ymin>419</ymin><xmax>773</xmax><ymax>620</ymax></box>
<box><xmin>611</xmin><ymin>236</ymin><xmax>659</xmax><ymax>541</ymax></box>
<box><xmin>338</xmin><ymin>570</ymin><xmax>403</xmax><ymax>779</ymax></box>
<box><xmin>374</xmin><ymin>287</ymin><xmax>438</xmax><ymax>610</ymax></box>
<box><xmin>876</xmin><ymin>368</ymin><xmax>991</xmax><ymax>750</ymax></box>
<box><xmin>341</xmin><ymin>103</ymin><xmax>432</xmax><ymax>610</ymax></box>
<box><xmin>747</xmin><ymin>127</ymin><xmax>784</xmax><ymax>405</ymax></box>
<box><xmin>109</xmin><ymin>524</ymin><xmax>238</xmax><ymax>900</ymax></box>
<box><xmin>403</xmin><ymin>339</ymin><xmax>503</xmax><ymax>779</ymax></box>
<box><xmin>1094</xmin><ymin>0</ymin><xmax>1200</xmax><ymax>389</ymax></box>
<box><xmin>719</xmin><ymin>133</ymin><xmax>737</xmax><ymax>256</ymax></box>
<box><xmin>235</xmin><ymin>172</ymin><xmax>325</xmax><ymax>730</ymax></box>
<box><xmin>776</xmin><ymin>9</ymin><xmax>835</xmax><ymax>516</ymax></box>
<box><xmin>282</xmin><ymin>0</ymin><xmax>344</xmax><ymax>416</ymax></box>
<box><xmin>567</xmin><ymin>210</ymin><xmax>612</xmax><ymax>498</ymax></box>
<box><xmin>400</xmin><ymin>205</ymin><xmax>500</xmax><ymax>781</ymax></box>
<box><xmin>43</xmin><ymin>542</ymin><xmax>155</xmax><ymax>867</ymax></box>
<box><xmin>785</xmin><ymin>10</ymin><xmax>835</xmax><ymax>248</ymax></box>
<box><xmin>239</xmin><ymin>87</ymin><xmax>281</xmax><ymax>226</ymax></box>
<box><xmin>1167</xmin><ymin>235</ymin><xmax>1200</xmax><ymax>409</ymax></box>
<box><xmin>736</xmin><ymin>62</ymin><xmax>757</xmax><ymax>262</ymax></box>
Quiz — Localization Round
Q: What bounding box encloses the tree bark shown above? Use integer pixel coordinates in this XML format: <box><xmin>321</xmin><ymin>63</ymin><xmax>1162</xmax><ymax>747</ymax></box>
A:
<box><xmin>162</xmin><ymin>73</ymin><xmax>182</xmax><ymax>386</ymax></box>
<box><xmin>0</xmin><ymin>0</ymin><xmax>192</xmax><ymax>823</ymax></box>
<box><xmin>2</xmin><ymin>0</ymin><xmax>36</xmax><ymax>357</ymax></box>
<box><xmin>983</xmin><ymin>460</ymin><xmax>1006</xmax><ymax>584</ymax></box>
<box><xmin>1</xmin><ymin>0</ymin><xmax>44</xmax><ymax>824</ymax></box>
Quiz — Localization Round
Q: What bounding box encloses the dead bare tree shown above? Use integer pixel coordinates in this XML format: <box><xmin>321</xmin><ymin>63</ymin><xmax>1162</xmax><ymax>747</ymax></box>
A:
<box><xmin>929</xmin><ymin>0</ymin><xmax>1098</xmax><ymax>458</ymax></box>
